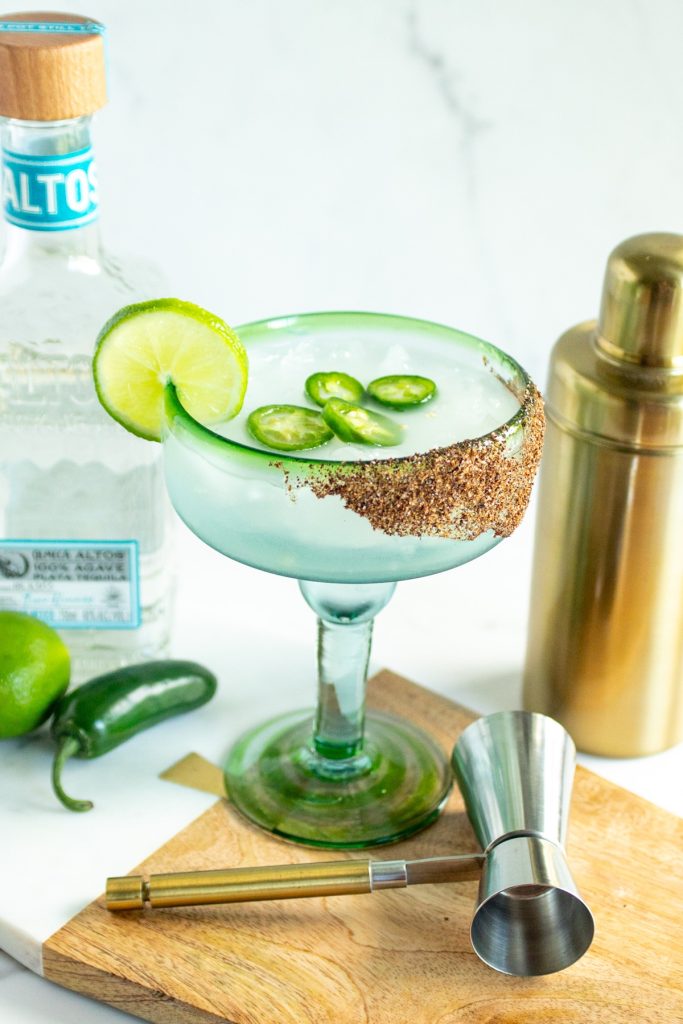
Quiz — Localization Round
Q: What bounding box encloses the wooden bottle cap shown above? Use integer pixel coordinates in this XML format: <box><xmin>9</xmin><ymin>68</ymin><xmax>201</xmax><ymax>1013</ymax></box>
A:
<box><xmin>0</xmin><ymin>11</ymin><xmax>106</xmax><ymax>121</ymax></box>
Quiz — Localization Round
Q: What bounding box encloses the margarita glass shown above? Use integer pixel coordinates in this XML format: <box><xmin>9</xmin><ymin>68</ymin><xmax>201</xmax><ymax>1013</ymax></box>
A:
<box><xmin>162</xmin><ymin>312</ymin><xmax>543</xmax><ymax>847</ymax></box>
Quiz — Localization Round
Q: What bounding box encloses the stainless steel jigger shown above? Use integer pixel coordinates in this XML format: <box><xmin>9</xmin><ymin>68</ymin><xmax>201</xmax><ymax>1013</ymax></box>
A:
<box><xmin>106</xmin><ymin>711</ymin><xmax>594</xmax><ymax>976</ymax></box>
<box><xmin>452</xmin><ymin>711</ymin><xmax>594</xmax><ymax>975</ymax></box>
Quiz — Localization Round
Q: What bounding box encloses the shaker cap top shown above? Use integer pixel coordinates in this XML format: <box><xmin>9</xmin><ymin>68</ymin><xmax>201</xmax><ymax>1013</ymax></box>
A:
<box><xmin>598</xmin><ymin>232</ymin><xmax>683</xmax><ymax>370</ymax></box>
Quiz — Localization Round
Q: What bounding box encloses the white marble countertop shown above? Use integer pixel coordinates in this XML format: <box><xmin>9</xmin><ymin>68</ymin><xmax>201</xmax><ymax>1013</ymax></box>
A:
<box><xmin>3</xmin><ymin>0</ymin><xmax>683</xmax><ymax>1020</ymax></box>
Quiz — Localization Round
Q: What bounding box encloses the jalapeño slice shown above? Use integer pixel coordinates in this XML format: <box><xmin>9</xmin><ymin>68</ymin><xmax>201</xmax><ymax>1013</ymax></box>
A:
<box><xmin>322</xmin><ymin>397</ymin><xmax>402</xmax><ymax>447</ymax></box>
<box><xmin>247</xmin><ymin>405</ymin><xmax>333</xmax><ymax>452</ymax></box>
<box><xmin>305</xmin><ymin>371</ymin><xmax>364</xmax><ymax>407</ymax></box>
<box><xmin>367</xmin><ymin>374</ymin><xmax>437</xmax><ymax>409</ymax></box>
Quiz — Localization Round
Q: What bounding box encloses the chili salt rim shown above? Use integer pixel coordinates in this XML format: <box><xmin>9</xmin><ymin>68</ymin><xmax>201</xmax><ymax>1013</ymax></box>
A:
<box><xmin>289</xmin><ymin>380</ymin><xmax>545</xmax><ymax>541</ymax></box>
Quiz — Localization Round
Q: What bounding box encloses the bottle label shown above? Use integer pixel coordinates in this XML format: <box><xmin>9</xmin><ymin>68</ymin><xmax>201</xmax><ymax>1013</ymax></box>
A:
<box><xmin>0</xmin><ymin>540</ymin><xmax>141</xmax><ymax>629</ymax></box>
<box><xmin>1</xmin><ymin>146</ymin><xmax>98</xmax><ymax>231</ymax></box>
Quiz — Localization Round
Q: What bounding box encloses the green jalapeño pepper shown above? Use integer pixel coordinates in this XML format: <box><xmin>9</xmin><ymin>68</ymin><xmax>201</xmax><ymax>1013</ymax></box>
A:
<box><xmin>50</xmin><ymin>660</ymin><xmax>217</xmax><ymax>812</ymax></box>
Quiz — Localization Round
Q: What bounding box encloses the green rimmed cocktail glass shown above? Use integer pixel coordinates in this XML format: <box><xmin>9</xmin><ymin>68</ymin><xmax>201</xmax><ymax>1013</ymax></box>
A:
<box><xmin>162</xmin><ymin>312</ymin><xmax>544</xmax><ymax>848</ymax></box>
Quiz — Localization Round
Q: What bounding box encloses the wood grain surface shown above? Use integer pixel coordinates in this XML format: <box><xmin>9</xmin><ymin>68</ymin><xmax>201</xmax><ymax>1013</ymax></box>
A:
<box><xmin>43</xmin><ymin>670</ymin><xmax>683</xmax><ymax>1024</ymax></box>
<box><xmin>0</xmin><ymin>13</ymin><xmax>106</xmax><ymax>121</ymax></box>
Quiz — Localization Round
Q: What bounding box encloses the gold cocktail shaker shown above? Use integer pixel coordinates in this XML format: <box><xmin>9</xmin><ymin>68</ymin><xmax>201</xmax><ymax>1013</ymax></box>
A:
<box><xmin>523</xmin><ymin>233</ymin><xmax>683</xmax><ymax>756</ymax></box>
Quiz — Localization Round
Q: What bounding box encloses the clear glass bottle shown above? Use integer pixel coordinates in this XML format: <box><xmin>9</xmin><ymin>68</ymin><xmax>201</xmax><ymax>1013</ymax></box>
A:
<box><xmin>0</xmin><ymin>17</ymin><xmax>171</xmax><ymax>680</ymax></box>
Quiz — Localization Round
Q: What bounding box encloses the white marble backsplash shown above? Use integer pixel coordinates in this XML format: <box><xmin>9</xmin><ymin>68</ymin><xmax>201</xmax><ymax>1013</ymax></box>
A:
<box><xmin>6</xmin><ymin>0</ymin><xmax>678</xmax><ymax>385</ymax></box>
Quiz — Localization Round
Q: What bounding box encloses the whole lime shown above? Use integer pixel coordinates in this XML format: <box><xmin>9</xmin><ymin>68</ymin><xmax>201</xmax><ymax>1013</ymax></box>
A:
<box><xmin>0</xmin><ymin>611</ymin><xmax>70</xmax><ymax>739</ymax></box>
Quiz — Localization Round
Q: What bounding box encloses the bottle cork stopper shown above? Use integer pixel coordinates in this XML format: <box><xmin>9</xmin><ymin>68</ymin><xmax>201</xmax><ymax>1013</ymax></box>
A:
<box><xmin>0</xmin><ymin>11</ymin><xmax>106</xmax><ymax>121</ymax></box>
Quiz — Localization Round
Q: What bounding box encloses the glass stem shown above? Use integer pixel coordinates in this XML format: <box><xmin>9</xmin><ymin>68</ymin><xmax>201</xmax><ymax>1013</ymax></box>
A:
<box><xmin>314</xmin><ymin>616</ymin><xmax>373</xmax><ymax>759</ymax></box>
<box><xmin>299</xmin><ymin>580</ymin><xmax>396</xmax><ymax>769</ymax></box>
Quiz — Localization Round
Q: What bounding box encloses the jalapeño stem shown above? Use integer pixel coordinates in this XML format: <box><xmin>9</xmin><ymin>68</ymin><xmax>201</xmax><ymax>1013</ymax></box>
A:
<box><xmin>52</xmin><ymin>735</ymin><xmax>94</xmax><ymax>813</ymax></box>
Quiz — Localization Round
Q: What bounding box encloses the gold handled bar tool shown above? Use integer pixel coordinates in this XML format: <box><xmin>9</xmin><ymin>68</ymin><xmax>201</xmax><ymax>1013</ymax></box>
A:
<box><xmin>106</xmin><ymin>854</ymin><xmax>484</xmax><ymax>911</ymax></box>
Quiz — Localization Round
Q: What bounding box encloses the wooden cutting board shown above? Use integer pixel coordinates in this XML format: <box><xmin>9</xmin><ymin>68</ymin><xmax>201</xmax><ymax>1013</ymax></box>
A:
<box><xmin>42</xmin><ymin>670</ymin><xmax>683</xmax><ymax>1024</ymax></box>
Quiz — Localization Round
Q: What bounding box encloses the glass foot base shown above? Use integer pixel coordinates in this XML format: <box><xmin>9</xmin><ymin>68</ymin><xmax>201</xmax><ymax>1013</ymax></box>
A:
<box><xmin>224</xmin><ymin>709</ymin><xmax>452</xmax><ymax>849</ymax></box>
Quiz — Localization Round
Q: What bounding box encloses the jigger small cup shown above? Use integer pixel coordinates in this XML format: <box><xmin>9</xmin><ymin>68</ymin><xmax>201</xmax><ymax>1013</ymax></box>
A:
<box><xmin>452</xmin><ymin>710</ymin><xmax>595</xmax><ymax>976</ymax></box>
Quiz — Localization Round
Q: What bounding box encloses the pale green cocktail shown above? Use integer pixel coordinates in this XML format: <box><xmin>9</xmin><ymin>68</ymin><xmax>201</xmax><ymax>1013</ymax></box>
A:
<box><xmin>164</xmin><ymin>311</ymin><xmax>523</xmax><ymax>582</ymax></box>
<box><xmin>161</xmin><ymin>311</ymin><xmax>543</xmax><ymax>847</ymax></box>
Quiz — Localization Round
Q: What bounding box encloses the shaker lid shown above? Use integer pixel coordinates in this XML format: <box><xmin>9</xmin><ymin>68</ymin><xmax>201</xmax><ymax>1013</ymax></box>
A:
<box><xmin>0</xmin><ymin>11</ymin><xmax>106</xmax><ymax>121</ymax></box>
<box><xmin>597</xmin><ymin>233</ymin><xmax>683</xmax><ymax>369</ymax></box>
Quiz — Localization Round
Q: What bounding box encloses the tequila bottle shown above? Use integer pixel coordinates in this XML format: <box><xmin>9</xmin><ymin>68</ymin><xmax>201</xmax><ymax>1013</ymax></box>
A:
<box><xmin>0</xmin><ymin>14</ymin><xmax>172</xmax><ymax>679</ymax></box>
